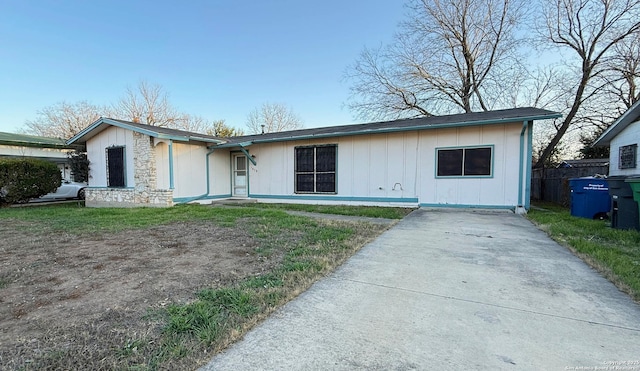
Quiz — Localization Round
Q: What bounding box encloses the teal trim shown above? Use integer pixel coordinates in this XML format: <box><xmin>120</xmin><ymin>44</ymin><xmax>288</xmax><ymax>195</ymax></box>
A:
<box><xmin>173</xmin><ymin>193</ymin><xmax>233</xmax><ymax>204</ymax></box>
<box><xmin>419</xmin><ymin>203</ymin><xmax>515</xmax><ymax>210</ymax></box>
<box><xmin>251</xmin><ymin>194</ymin><xmax>419</xmax><ymax>203</ymax></box>
<box><xmin>434</xmin><ymin>145</ymin><xmax>494</xmax><ymax>178</ymax></box>
<box><xmin>206</xmin><ymin>148</ymin><xmax>215</xmax><ymax>195</ymax></box>
<box><xmin>168</xmin><ymin>140</ymin><xmax>175</xmax><ymax>190</ymax></box>
<box><xmin>230</xmin><ymin>152</ymin><xmax>249</xmax><ymax>197</ymax></box>
<box><xmin>239</xmin><ymin>147</ymin><xmax>256</xmax><ymax>165</ymax></box>
<box><xmin>173</xmin><ymin>194</ymin><xmax>208</xmax><ymax>204</ymax></box>
<box><xmin>67</xmin><ymin>118</ymin><xmax>225</xmax><ymax>145</ymax></box>
<box><xmin>213</xmin><ymin>113</ymin><xmax>561</xmax><ymax>148</ymax></box>
<box><xmin>525</xmin><ymin>121</ymin><xmax>533</xmax><ymax>210</ymax></box>
<box><xmin>87</xmin><ymin>186</ymin><xmax>135</xmax><ymax>189</ymax></box>
<box><xmin>518</xmin><ymin>122</ymin><xmax>526</xmax><ymax>208</ymax></box>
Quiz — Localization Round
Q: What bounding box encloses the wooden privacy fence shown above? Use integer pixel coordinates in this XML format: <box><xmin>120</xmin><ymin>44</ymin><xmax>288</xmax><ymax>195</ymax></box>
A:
<box><xmin>531</xmin><ymin>166</ymin><xmax>609</xmax><ymax>206</ymax></box>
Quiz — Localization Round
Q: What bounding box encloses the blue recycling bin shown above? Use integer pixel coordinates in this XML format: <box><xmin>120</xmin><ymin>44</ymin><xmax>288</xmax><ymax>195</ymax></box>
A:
<box><xmin>569</xmin><ymin>177</ymin><xmax>611</xmax><ymax>219</ymax></box>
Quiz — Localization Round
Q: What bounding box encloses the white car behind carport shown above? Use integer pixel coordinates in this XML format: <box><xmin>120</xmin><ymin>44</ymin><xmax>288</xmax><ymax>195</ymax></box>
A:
<box><xmin>39</xmin><ymin>180</ymin><xmax>86</xmax><ymax>200</ymax></box>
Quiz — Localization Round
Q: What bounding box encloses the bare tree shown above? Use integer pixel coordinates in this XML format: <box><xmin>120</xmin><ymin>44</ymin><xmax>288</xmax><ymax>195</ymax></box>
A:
<box><xmin>246</xmin><ymin>103</ymin><xmax>304</xmax><ymax>134</ymax></box>
<box><xmin>533</xmin><ymin>0</ymin><xmax>640</xmax><ymax>168</ymax></box>
<box><xmin>346</xmin><ymin>0</ymin><xmax>527</xmax><ymax>120</ymax></box>
<box><xmin>23</xmin><ymin>101</ymin><xmax>106</xmax><ymax>139</ymax></box>
<box><xmin>112</xmin><ymin>81</ymin><xmax>184</xmax><ymax>127</ymax></box>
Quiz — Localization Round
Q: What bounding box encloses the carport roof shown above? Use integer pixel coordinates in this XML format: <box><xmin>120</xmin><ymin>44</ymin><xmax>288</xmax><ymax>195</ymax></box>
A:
<box><xmin>217</xmin><ymin>107</ymin><xmax>560</xmax><ymax>148</ymax></box>
<box><xmin>0</xmin><ymin>131</ymin><xmax>79</xmax><ymax>149</ymax></box>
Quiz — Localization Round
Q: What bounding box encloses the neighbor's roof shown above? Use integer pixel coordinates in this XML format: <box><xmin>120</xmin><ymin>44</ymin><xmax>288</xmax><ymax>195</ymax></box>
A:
<box><xmin>67</xmin><ymin>118</ymin><xmax>225</xmax><ymax>145</ymax></box>
<box><xmin>0</xmin><ymin>131</ymin><xmax>77</xmax><ymax>149</ymax></box>
<box><xmin>594</xmin><ymin>99</ymin><xmax>640</xmax><ymax>146</ymax></box>
<box><xmin>218</xmin><ymin>107</ymin><xmax>561</xmax><ymax>148</ymax></box>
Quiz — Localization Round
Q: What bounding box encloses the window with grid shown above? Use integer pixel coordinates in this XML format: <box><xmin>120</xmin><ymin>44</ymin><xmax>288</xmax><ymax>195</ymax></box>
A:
<box><xmin>436</xmin><ymin>147</ymin><xmax>492</xmax><ymax>177</ymax></box>
<box><xmin>295</xmin><ymin>145</ymin><xmax>337</xmax><ymax>193</ymax></box>
<box><xmin>619</xmin><ymin>144</ymin><xmax>637</xmax><ymax>169</ymax></box>
<box><xmin>106</xmin><ymin>146</ymin><xmax>126</xmax><ymax>187</ymax></box>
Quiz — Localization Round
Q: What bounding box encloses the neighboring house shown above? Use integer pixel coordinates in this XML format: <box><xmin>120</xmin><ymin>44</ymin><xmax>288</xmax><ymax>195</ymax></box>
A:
<box><xmin>68</xmin><ymin>108</ymin><xmax>560</xmax><ymax>211</ymax></box>
<box><xmin>594</xmin><ymin>99</ymin><xmax>640</xmax><ymax>176</ymax></box>
<box><xmin>0</xmin><ymin>131</ymin><xmax>80</xmax><ymax>180</ymax></box>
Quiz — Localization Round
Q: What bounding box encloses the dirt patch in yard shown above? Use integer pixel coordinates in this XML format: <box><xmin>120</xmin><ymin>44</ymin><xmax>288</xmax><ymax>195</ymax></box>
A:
<box><xmin>0</xmin><ymin>219</ymin><xmax>276</xmax><ymax>369</ymax></box>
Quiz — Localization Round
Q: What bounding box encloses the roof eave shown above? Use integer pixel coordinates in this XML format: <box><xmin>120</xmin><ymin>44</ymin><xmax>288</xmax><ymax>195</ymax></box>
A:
<box><xmin>594</xmin><ymin>99</ymin><xmax>640</xmax><ymax>146</ymax></box>
<box><xmin>225</xmin><ymin>112</ymin><xmax>562</xmax><ymax>146</ymax></box>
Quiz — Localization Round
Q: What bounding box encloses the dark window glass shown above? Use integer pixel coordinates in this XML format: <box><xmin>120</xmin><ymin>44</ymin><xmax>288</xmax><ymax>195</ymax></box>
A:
<box><xmin>294</xmin><ymin>145</ymin><xmax>337</xmax><ymax>193</ymax></box>
<box><xmin>464</xmin><ymin>148</ymin><xmax>492</xmax><ymax>175</ymax></box>
<box><xmin>106</xmin><ymin>146</ymin><xmax>126</xmax><ymax>187</ymax></box>
<box><xmin>296</xmin><ymin>174</ymin><xmax>315</xmax><ymax>192</ymax></box>
<box><xmin>316</xmin><ymin>173</ymin><xmax>336</xmax><ymax>193</ymax></box>
<box><xmin>295</xmin><ymin>147</ymin><xmax>314</xmax><ymax>172</ymax></box>
<box><xmin>437</xmin><ymin>149</ymin><xmax>463</xmax><ymax>176</ymax></box>
<box><xmin>437</xmin><ymin>147</ymin><xmax>492</xmax><ymax>177</ymax></box>
<box><xmin>316</xmin><ymin>146</ymin><xmax>336</xmax><ymax>172</ymax></box>
<box><xmin>619</xmin><ymin>144</ymin><xmax>637</xmax><ymax>169</ymax></box>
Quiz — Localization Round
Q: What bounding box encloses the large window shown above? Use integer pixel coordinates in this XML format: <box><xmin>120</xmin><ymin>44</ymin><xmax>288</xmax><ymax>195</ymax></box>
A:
<box><xmin>437</xmin><ymin>146</ymin><xmax>492</xmax><ymax>177</ymax></box>
<box><xmin>295</xmin><ymin>145</ymin><xmax>337</xmax><ymax>193</ymax></box>
<box><xmin>619</xmin><ymin>144</ymin><xmax>637</xmax><ymax>169</ymax></box>
<box><xmin>106</xmin><ymin>146</ymin><xmax>126</xmax><ymax>187</ymax></box>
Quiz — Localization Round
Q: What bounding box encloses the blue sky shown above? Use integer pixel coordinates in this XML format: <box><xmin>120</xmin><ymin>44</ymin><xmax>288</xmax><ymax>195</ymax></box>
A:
<box><xmin>0</xmin><ymin>1</ymin><xmax>405</xmax><ymax>134</ymax></box>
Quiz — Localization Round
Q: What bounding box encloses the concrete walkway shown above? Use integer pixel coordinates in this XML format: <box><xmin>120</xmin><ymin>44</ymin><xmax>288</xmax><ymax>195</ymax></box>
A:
<box><xmin>201</xmin><ymin>209</ymin><xmax>640</xmax><ymax>370</ymax></box>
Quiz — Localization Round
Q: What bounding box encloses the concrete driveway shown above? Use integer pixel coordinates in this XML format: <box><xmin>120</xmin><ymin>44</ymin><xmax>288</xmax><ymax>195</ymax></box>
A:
<box><xmin>201</xmin><ymin>209</ymin><xmax>640</xmax><ymax>370</ymax></box>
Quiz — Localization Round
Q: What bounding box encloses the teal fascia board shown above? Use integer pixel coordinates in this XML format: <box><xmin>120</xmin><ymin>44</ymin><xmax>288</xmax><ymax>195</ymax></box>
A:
<box><xmin>419</xmin><ymin>203</ymin><xmax>515</xmax><ymax>210</ymax></box>
<box><xmin>216</xmin><ymin>141</ymin><xmax>254</xmax><ymax>149</ymax></box>
<box><xmin>245</xmin><ymin>114</ymin><xmax>562</xmax><ymax>145</ymax></box>
<box><xmin>250</xmin><ymin>194</ymin><xmax>419</xmax><ymax>203</ymax></box>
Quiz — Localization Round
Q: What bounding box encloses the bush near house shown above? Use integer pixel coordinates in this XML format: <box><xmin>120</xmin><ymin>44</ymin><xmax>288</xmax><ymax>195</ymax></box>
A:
<box><xmin>0</xmin><ymin>158</ymin><xmax>61</xmax><ymax>205</ymax></box>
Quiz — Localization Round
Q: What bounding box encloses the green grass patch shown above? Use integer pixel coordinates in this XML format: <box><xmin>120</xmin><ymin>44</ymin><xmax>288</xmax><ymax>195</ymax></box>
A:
<box><xmin>1</xmin><ymin>203</ymin><xmax>393</xmax><ymax>370</ymax></box>
<box><xmin>527</xmin><ymin>202</ymin><xmax>640</xmax><ymax>301</ymax></box>
<box><xmin>234</xmin><ymin>202</ymin><xmax>414</xmax><ymax>219</ymax></box>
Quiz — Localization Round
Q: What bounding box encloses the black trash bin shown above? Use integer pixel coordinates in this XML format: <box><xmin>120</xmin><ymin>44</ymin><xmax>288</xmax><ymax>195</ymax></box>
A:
<box><xmin>569</xmin><ymin>177</ymin><xmax>611</xmax><ymax>219</ymax></box>
<box><xmin>607</xmin><ymin>176</ymin><xmax>640</xmax><ymax>231</ymax></box>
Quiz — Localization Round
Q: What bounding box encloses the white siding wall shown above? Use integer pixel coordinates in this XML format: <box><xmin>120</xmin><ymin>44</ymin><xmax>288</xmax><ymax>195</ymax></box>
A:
<box><xmin>418</xmin><ymin>124</ymin><xmax>520</xmax><ymax>207</ymax></box>
<box><xmin>86</xmin><ymin>126</ymin><xmax>134</xmax><ymax>187</ymax></box>
<box><xmin>173</xmin><ymin>143</ymin><xmax>208</xmax><ymax>198</ymax></box>
<box><xmin>155</xmin><ymin>142</ymin><xmax>170</xmax><ymax>190</ymax></box>
<box><xmin>609</xmin><ymin>120</ymin><xmax>640</xmax><ymax>176</ymax></box>
<box><xmin>244</xmin><ymin>123</ymin><xmax>524</xmax><ymax>207</ymax></box>
<box><xmin>209</xmin><ymin>148</ymin><xmax>232</xmax><ymax>196</ymax></box>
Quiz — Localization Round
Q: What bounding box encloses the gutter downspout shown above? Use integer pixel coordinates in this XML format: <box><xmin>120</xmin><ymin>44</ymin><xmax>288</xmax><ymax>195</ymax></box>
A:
<box><xmin>516</xmin><ymin>122</ymin><xmax>528</xmax><ymax>214</ymax></box>
<box><xmin>206</xmin><ymin>147</ymin><xmax>215</xmax><ymax>196</ymax></box>
<box><xmin>168</xmin><ymin>140</ymin><xmax>175</xmax><ymax>190</ymax></box>
<box><xmin>525</xmin><ymin>120</ymin><xmax>534</xmax><ymax>211</ymax></box>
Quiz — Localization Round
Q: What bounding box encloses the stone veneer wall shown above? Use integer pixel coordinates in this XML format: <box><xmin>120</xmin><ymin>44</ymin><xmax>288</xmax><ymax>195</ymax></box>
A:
<box><xmin>85</xmin><ymin>188</ymin><xmax>173</xmax><ymax>207</ymax></box>
<box><xmin>86</xmin><ymin>132</ymin><xmax>173</xmax><ymax>207</ymax></box>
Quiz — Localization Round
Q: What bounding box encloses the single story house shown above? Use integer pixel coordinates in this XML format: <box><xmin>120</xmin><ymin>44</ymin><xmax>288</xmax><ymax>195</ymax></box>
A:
<box><xmin>594</xmin><ymin>99</ymin><xmax>640</xmax><ymax>176</ymax></box>
<box><xmin>67</xmin><ymin>107</ymin><xmax>560</xmax><ymax>211</ymax></box>
<box><xmin>0</xmin><ymin>131</ymin><xmax>81</xmax><ymax>180</ymax></box>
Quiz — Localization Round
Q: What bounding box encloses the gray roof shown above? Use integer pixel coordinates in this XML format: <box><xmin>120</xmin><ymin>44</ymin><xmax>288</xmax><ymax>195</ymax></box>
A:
<box><xmin>594</xmin><ymin>99</ymin><xmax>640</xmax><ymax>146</ymax></box>
<box><xmin>219</xmin><ymin>107</ymin><xmax>560</xmax><ymax>147</ymax></box>
<box><xmin>67</xmin><ymin>118</ymin><xmax>225</xmax><ymax>145</ymax></box>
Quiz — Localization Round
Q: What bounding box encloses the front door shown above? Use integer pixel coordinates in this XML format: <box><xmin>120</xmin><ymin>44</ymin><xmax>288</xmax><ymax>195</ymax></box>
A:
<box><xmin>232</xmin><ymin>154</ymin><xmax>247</xmax><ymax>197</ymax></box>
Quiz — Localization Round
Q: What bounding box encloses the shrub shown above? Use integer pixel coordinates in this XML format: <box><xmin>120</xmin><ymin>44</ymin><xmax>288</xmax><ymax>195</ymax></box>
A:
<box><xmin>0</xmin><ymin>158</ymin><xmax>61</xmax><ymax>204</ymax></box>
<box><xmin>68</xmin><ymin>150</ymin><xmax>90</xmax><ymax>183</ymax></box>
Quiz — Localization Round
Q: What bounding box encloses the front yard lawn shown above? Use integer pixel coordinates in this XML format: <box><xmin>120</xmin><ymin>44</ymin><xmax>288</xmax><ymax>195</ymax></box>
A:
<box><xmin>527</xmin><ymin>202</ymin><xmax>640</xmax><ymax>302</ymax></box>
<box><xmin>0</xmin><ymin>203</ymin><xmax>404</xmax><ymax>370</ymax></box>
